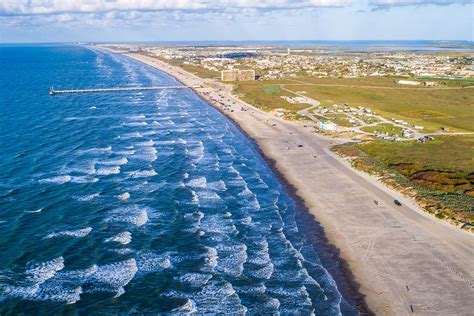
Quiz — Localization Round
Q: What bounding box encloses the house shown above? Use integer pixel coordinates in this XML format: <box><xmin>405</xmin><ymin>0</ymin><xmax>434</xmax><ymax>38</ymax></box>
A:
<box><xmin>318</xmin><ymin>121</ymin><xmax>337</xmax><ymax>131</ymax></box>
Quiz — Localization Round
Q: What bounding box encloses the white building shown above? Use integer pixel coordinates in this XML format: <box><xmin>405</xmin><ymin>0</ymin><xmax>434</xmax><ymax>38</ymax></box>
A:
<box><xmin>397</xmin><ymin>80</ymin><xmax>421</xmax><ymax>86</ymax></box>
<box><xmin>318</xmin><ymin>121</ymin><xmax>337</xmax><ymax>131</ymax></box>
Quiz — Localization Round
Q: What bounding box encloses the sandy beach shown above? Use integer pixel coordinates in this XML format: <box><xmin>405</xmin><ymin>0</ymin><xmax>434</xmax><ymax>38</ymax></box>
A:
<box><xmin>104</xmin><ymin>48</ymin><xmax>473</xmax><ymax>315</ymax></box>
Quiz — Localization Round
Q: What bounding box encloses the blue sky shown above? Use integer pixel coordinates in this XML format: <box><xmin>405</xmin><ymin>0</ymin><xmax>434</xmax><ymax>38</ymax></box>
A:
<box><xmin>0</xmin><ymin>1</ymin><xmax>472</xmax><ymax>43</ymax></box>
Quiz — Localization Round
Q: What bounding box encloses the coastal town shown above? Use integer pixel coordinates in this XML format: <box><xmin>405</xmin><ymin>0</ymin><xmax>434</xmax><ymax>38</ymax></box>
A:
<box><xmin>122</xmin><ymin>44</ymin><xmax>474</xmax><ymax>80</ymax></box>
<box><xmin>104</xmin><ymin>43</ymin><xmax>473</xmax><ymax>143</ymax></box>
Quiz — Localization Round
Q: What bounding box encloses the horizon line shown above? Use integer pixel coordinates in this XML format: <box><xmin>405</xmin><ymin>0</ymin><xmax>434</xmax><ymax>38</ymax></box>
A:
<box><xmin>1</xmin><ymin>39</ymin><xmax>473</xmax><ymax>45</ymax></box>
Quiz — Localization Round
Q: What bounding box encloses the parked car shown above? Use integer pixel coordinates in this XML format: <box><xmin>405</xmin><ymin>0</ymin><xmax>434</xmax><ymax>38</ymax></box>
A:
<box><xmin>394</xmin><ymin>199</ymin><xmax>402</xmax><ymax>206</ymax></box>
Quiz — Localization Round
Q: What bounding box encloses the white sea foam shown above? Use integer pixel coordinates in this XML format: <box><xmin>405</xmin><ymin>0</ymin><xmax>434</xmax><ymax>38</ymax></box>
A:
<box><xmin>154</xmin><ymin>140</ymin><xmax>175</xmax><ymax>145</ymax></box>
<box><xmin>164</xmin><ymin>279</ymin><xmax>247</xmax><ymax>314</ymax></box>
<box><xmin>126</xmin><ymin>169</ymin><xmax>157</xmax><ymax>178</ymax></box>
<box><xmin>114</xmin><ymin>286</ymin><xmax>125</xmax><ymax>298</ymax></box>
<box><xmin>196</xmin><ymin>190</ymin><xmax>222</xmax><ymax>206</ymax></box>
<box><xmin>118</xmin><ymin>192</ymin><xmax>130</xmax><ymax>201</ymax></box>
<box><xmin>73</xmin><ymin>193</ymin><xmax>100</xmax><ymax>202</ymax></box>
<box><xmin>38</xmin><ymin>175</ymin><xmax>71</xmax><ymax>184</ymax></box>
<box><xmin>176</xmin><ymin>273</ymin><xmax>212</xmax><ymax>287</ymax></box>
<box><xmin>70</xmin><ymin>176</ymin><xmax>99</xmax><ymax>184</ymax></box>
<box><xmin>187</xmin><ymin>176</ymin><xmax>207</xmax><ymax>188</ymax></box>
<box><xmin>106</xmin><ymin>205</ymin><xmax>150</xmax><ymax>227</ymax></box>
<box><xmin>44</xmin><ymin>227</ymin><xmax>92</xmax><ymax>239</ymax></box>
<box><xmin>96</xmin><ymin>157</ymin><xmax>128</xmax><ymax>166</ymax></box>
<box><xmin>127</xmin><ymin>114</ymin><xmax>146</xmax><ymax>120</ymax></box>
<box><xmin>114</xmin><ymin>149</ymin><xmax>135</xmax><ymax>156</ymax></box>
<box><xmin>171</xmin><ymin>298</ymin><xmax>197</xmax><ymax>313</ymax></box>
<box><xmin>25</xmin><ymin>208</ymin><xmax>43</xmax><ymax>213</ymax></box>
<box><xmin>238</xmin><ymin>187</ymin><xmax>254</xmax><ymax>198</ymax></box>
<box><xmin>203</xmin><ymin>247</ymin><xmax>218</xmax><ymax>270</ymax></box>
<box><xmin>124</xmin><ymin>121</ymin><xmax>147</xmax><ymax>127</ymax></box>
<box><xmin>141</xmin><ymin>131</ymin><xmax>156</xmax><ymax>136</ymax></box>
<box><xmin>190</xmin><ymin>190</ymin><xmax>199</xmax><ymax>204</ymax></box>
<box><xmin>188</xmin><ymin>141</ymin><xmax>204</xmax><ymax>162</ymax></box>
<box><xmin>136</xmin><ymin>252</ymin><xmax>171</xmax><ymax>273</ymax></box>
<box><xmin>215</xmin><ymin>243</ymin><xmax>248</xmax><ymax>277</ymax></box>
<box><xmin>96</xmin><ymin>166</ymin><xmax>121</xmax><ymax>176</ymax></box>
<box><xmin>105</xmin><ymin>231</ymin><xmax>132</xmax><ymax>245</ymax></box>
<box><xmin>240</xmin><ymin>216</ymin><xmax>252</xmax><ymax>225</ymax></box>
<box><xmin>131</xmin><ymin>147</ymin><xmax>157</xmax><ymax>161</ymax></box>
<box><xmin>79</xmin><ymin>146</ymin><xmax>112</xmax><ymax>154</ymax></box>
<box><xmin>135</xmin><ymin>140</ymin><xmax>155</xmax><ymax>147</ymax></box>
<box><xmin>89</xmin><ymin>258</ymin><xmax>138</xmax><ymax>288</ymax></box>
<box><xmin>26</xmin><ymin>257</ymin><xmax>65</xmax><ymax>285</ymax></box>
<box><xmin>208</xmin><ymin>180</ymin><xmax>227</xmax><ymax>191</ymax></box>
<box><xmin>122</xmin><ymin>132</ymin><xmax>143</xmax><ymax>139</ymax></box>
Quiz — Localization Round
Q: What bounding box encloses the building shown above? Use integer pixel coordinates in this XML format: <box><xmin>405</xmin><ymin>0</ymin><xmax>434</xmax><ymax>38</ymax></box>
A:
<box><xmin>221</xmin><ymin>69</ymin><xmax>255</xmax><ymax>81</ymax></box>
<box><xmin>317</xmin><ymin>121</ymin><xmax>337</xmax><ymax>131</ymax></box>
<box><xmin>397</xmin><ymin>80</ymin><xmax>421</xmax><ymax>86</ymax></box>
<box><xmin>221</xmin><ymin>70</ymin><xmax>238</xmax><ymax>81</ymax></box>
<box><xmin>238</xmin><ymin>69</ymin><xmax>256</xmax><ymax>81</ymax></box>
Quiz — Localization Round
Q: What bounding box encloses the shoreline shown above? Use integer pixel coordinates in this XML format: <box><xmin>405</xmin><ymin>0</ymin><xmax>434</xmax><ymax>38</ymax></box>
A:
<box><xmin>100</xmin><ymin>46</ymin><xmax>474</xmax><ymax>315</ymax></box>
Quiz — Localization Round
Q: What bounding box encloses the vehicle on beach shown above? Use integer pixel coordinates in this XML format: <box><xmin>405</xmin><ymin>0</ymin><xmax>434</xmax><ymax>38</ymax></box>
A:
<box><xmin>394</xmin><ymin>199</ymin><xmax>402</xmax><ymax>206</ymax></box>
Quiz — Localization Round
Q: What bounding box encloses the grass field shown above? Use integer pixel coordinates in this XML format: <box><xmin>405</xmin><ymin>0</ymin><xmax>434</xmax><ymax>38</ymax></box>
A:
<box><xmin>234</xmin><ymin>76</ymin><xmax>473</xmax><ymax>132</ymax></box>
<box><xmin>313</xmin><ymin>113</ymin><xmax>355</xmax><ymax>127</ymax></box>
<box><xmin>284</xmin><ymin>77</ymin><xmax>474</xmax><ymax>132</ymax></box>
<box><xmin>335</xmin><ymin>135</ymin><xmax>474</xmax><ymax>223</ymax></box>
<box><xmin>361</xmin><ymin>123</ymin><xmax>404</xmax><ymax>137</ymax></box>
<box><xmin>233</xmin><ymin>82</ymin><xmax>311</xmax><ymax>112</ymax></box>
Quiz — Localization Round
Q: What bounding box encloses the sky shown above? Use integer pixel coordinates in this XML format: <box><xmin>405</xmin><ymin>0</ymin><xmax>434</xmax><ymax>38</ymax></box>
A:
<box><xmin>0</xmin><ymin>0</ymin><xmax>472</xmax><ymax>43</ymax></box>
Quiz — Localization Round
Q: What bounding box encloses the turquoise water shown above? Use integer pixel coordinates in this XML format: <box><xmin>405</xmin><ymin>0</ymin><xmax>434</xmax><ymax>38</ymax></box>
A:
<box><xmin>0</xmin><ymin>45</ymin><xmax>356</xmax><ymax>314</ymax></box>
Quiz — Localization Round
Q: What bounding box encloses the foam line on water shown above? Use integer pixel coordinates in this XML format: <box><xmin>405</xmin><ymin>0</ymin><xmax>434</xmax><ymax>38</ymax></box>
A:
<box><xmin>105</xmin><ymin>231</ymin><xmax>132</xmax><ymax>245</ymax></box>
<box><xmin>44</xmin><ymin>227</ymin><xmax>92</xmax><ymax>239</ymax></box>
<box><xmin>105</xmin><ymin>205</ymin><xmax>150</xmax><ymax>227</ymax></box>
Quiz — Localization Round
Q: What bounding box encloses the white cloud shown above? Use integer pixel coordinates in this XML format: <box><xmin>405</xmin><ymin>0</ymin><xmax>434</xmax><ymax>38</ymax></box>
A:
<box><xmin>369</xmin><ymin>0</ymin><xmax>471</xmax><ymax>9</ymax></box>
<box><xmin>0</xmin><ymin>0</ymin><xmax>351</xmax><ymax>16</ymax></box>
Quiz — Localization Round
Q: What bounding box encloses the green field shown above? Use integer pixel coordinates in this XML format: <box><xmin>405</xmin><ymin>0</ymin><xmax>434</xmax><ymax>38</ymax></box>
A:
<box><xmin>284</xmin><ymin>77</ymin><xmax>474</xmax><ymax>132</ymax></box>
<box><xmin>313</xmin><ymin>113</ymin><xmax>355</xmax><ymax>127</ymax></box>
<box><xmin>336</xmin><ymin>135</ymin><xmax>474</xmax><ymax>223</ymax></box>
<box><xmin>361</xmin><ymin>123</ymin><xmax>404</xmax><ymax>137</ymax></box>
<box><xmin>233</xmin><ymin>82</ymin><xmax>311</xmax><ymax>112</ymax></box>
<box><xmin>234</xmin><ymin>76</ymin><xmax>474</xmax><ymax>132</ymax></box>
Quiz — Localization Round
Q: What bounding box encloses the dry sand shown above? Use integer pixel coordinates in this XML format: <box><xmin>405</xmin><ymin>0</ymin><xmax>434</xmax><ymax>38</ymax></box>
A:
<box><xmin>104</xmin><ymin>48</ymin><xmax>474</xmax><ymax>315</ymax></box>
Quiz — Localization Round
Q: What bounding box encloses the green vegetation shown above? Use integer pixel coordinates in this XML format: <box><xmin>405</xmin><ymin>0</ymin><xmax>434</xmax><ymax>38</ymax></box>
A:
<box><xmin>415</xmin><ymin>77</ymin><xmax>474</xmax><ymax>87</ymax></box>
<box><xmin>263</xmin><ymin>86</ymin><xmax>283</xmax><ymax>95</ymax></box>
<box><xmin>234</xmin><ymin>76</ymin><xmax>474</xmax><ymax>132</ymax></box>
<box><xmin>313</xmin><ymin>113</ymin><xmax>355</xmax><ymax>127</ymax></box>
<box><xmin>335</xmin><ymin>135</ymin><xmax>474</xmax><ymax>224</ymax></box>
<box><xmin>361</xmin><ymin>123</ymin><xmax>404</xmax><ymax>137</ymax></box>
<box><xmin>357</xmin><ymin>135</ymin><xmax>474</xmax><ymax>176</ymax></box>
<box><xmin>283</xmin><ymin>76</ymin><xmax>474</xmax><ymax>132</ymax></box>
<box><xmin>233</xmin><ymin>82</ymin><xmax>310</xmax><ymax>112</ymax></box>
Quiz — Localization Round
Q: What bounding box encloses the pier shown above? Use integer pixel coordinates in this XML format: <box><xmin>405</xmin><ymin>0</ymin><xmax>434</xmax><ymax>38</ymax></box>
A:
<box><xmin>49</xmin><ymin>85</ymin><xmax>200</xmax><ymax>95</ymax></box>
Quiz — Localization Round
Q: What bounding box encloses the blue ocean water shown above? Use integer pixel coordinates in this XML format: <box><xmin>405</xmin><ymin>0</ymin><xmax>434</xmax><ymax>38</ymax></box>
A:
<box><xmin>0</xmin><ymin>45</ymin><xmax>356</xmax><ymax>314</ymax></box>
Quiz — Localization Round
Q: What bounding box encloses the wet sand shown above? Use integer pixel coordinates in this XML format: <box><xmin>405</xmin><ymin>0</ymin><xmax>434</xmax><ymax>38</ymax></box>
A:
<box><xmin>103</xmin><ymin>48</ymin><xmax>474</xmax><ymax>315</ymax></box>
